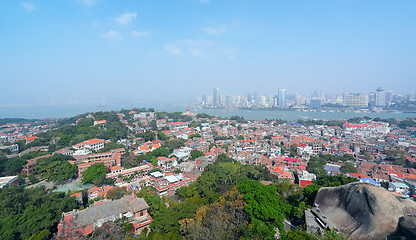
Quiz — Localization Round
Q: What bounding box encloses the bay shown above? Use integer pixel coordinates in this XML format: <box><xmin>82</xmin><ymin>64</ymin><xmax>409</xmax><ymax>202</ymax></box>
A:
<box><xmin>0</xmin><ymin>103</ymin><xmax>415</xmax><ymax>121</ymax></box>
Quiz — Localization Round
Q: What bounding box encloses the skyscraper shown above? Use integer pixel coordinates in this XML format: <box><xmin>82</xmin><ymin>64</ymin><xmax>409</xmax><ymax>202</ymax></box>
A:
<box><xmin>278</xmin><ymin>89</ymin><xmax>287</xmax><ymax>108</ymax></box>
<box><xmin>225</xmin><ymin>95</ymin><xmax>233</xmax><ymax>106</ymax></box>
<box><xmin>375</xmin><ymin>87</ymin><xmax>386</xmax><ymax>107</ymax></box>
<box><xmin>213</xmin><ymin>87</ymin><xmax>221</xmax><ymax>107</ymax></box>
<box><xmin>345</xmin><ymin>93</ymin><xmax>369</xmax><ymax>107</ymax></box>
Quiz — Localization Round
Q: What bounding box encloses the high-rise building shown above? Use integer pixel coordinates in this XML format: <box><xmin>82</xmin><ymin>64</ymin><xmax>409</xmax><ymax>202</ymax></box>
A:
<box><xmin>272</xmin><ymin>95</ymin><xmax>278</xmax><ymax>108</ymax></box>
<box><xmin>309</xmin><ymin>99</ymin><xmax>322</xmax><ymax>109</ymax></box>
<box><xmin>213</xmin><ymin>87</ymin><xmax>221</xmax><ymax>107</ymax></box>
<box><xmin>247</xmin><ymin>93</ymin><xmax>253</xmax><ymax>103</ymax></box>
<box><xmin>375</xmin><ymin>87</ymin><xmax>386</xmax><ymax>107</ymax></box>
<box><xmin>345</xmin><ymin>93</ymin><xmax>369</xmax><ymax>107</ymax></box>
<box><xmin>259</xmin><ymin>95</ymin><xmax>266</xmax><ymax>106</ymax></box>
<box><xmin>278</xmin><ymin>89</ymin><xmax>287</xmax><ymax>108</ymax></box>
<box><xmin>206</xmin><ymin>95</ymin><xmax>213</xmax><ymax>105</ymax></box>
<box><xmin>409</xmin><ymin>92</ymin><xmax>415</xmax><ymax>101</ymax></box>
<box><xmin>202</xmin><ymin>95</ymin><xmax>207</xmax><ymax>105</ymax></box>
<box><xmin>225</xmin><ymin>95</ymin><xmax>232</xmax><ymax>106</ymax></box>
<box><xmin>311</xmin><ymin>90</ymin><xmax>322</xmax><ymax>99</ymax></box>
<box><xmin>386</xmin><ymin>91</ymin><xmax>394</xmax><ymax>104</ymax></box>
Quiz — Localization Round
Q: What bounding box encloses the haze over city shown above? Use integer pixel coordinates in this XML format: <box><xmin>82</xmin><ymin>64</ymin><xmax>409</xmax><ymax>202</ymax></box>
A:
<box><xmin>1</xmin><ymin>0</ymin><xmax>416</xmax><ymax>110</ymax></box>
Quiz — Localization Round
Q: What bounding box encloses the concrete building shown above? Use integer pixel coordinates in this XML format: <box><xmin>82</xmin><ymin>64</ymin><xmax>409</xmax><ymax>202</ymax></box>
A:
<box><xmin>0</xmin><ymin>176</ymin><xmax>19</xmax><ymax>188</ymax></box>
<box><xmin>278</xmin><ymin>89</ymin><xmax>287</xmax><ymax>108</ymax></box>
<box><xmin>309</xmin><ymin>99</ymin><xmax>322</xmax><ymax>109</ymax></box>
<box><xmin>0</xmin><ymin>144</ymin><xmax>19</xmax><ymax>155</ymax></box>
<box><xmin>72</xmin><ymin>138</ymin><xmax>105</xmax><ymax>152</ymax></box>
<box><xmin>388</xmin><ymin>182</ymin><xmax>410</xmax><ymax>195</ymax></box>
<box><xmin>213</xmin><ymin>87</ymin><xmax>221</xmax><ymax>107</ymax></box>
<box><xmin>345</xmin><ymin>93</ymin><xmax>369</xmax><ymax>107</ymax></box>
<box><xmin>375</xmin><ymin>87</ymin><xmax>386</xmax><ymax>107</ymax></box>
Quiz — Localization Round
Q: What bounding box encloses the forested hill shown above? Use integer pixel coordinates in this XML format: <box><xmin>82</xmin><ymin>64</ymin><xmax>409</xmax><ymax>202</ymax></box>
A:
<box><xmin>0</xmin><ymin>118</ymin><xmax>40</xmax><ymax>125</ymax></box>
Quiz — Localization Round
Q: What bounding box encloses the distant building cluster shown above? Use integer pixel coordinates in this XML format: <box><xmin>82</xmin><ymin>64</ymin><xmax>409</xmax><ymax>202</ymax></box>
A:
<box><xmin>193</xmin><ymin>87</ymin><xmax>415</xmax><ymax>110</ymax></box>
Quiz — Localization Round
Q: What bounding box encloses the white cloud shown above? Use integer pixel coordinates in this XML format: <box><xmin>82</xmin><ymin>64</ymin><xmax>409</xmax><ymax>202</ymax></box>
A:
<box><xmin>78</xmin><ymin>0</ymin><xmax>97</xmax><ymax>6</ymax></box>
<box><xmin>188</xmin><ymin>48</ymin><xmax>202</xmax><ymax>57</ymax></box>
<box><xmin>203</xmin><ymin>25</ymin><xmax>228</xmax><ymax>35</ymax></box>
<box><xmin>224</xmin><ymin>48</ymin><xmax>239</xmax><ymax>59</ymax></box>
<box><xmin>103</xmin><ymin>30</ymin><xmax>122</xmax><ymax>41</ymax></box>
<box><xmin>200</xmin><ymin>0</ymin><xmax>210</xmax><ymax>3</ymax></box>
<box><xmin>115</xmin><ymin>12</ymin><xmax>137</xmax><ymax>25</ymax></box>
<box><xmin>132</xmin><ymin>30</ymin><xmax>150</xmax><ymax>37</ymax></box>
<box><xmin>179</xmin><ymin>39</ymin><xmax>212</xmax><ymax>47</ymax></box>
<box><xmin>22</xmin><ymin>3</ymin><xmax>35</xmax><ymax>12</ymax></box>
<box><xmin>164</xmin><ymin>43</ymin><xmax>182</xmax><ymax>55</ymax></box>
<box><xmin>165</xmin><ymin>39</ymin><xmax>212</xmax><ymax>57</ymax></box>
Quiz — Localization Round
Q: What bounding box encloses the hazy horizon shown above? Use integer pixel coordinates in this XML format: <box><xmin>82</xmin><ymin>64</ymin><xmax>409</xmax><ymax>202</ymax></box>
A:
<box><xmin>1</xmin><ymin>0</ymin><xmax>416</xmax><ymax>109</ymax></box>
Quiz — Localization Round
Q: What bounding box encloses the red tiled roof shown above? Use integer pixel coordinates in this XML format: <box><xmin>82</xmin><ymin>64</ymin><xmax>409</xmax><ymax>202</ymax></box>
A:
<box><xmin>168</xmin><ymin>122</ymin><xmax>189</xmax><ymax>126</ymax></box>
<box><xmin>299</xmin><ymin>180</ymin><xmax>313</xmax><ymax>187</ymax></box>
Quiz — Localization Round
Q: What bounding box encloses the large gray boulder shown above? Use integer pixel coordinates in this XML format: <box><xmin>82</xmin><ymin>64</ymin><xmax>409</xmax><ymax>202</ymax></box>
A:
<box><xmin>315</xmin><ymin>182</ymin><xmax>416</xmax><ymax>240</ymax></box>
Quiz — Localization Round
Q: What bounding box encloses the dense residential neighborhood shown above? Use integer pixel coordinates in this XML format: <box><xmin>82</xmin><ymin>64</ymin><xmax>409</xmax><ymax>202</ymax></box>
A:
<box><xmin>1</xmin><ymin>109</ymin><xmax>416</xmax><ymax>239</ymax></box>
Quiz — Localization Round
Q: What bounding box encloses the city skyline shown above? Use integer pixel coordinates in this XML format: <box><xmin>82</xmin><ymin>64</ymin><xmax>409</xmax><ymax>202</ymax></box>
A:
<box><xmin>1</xmin><ymin>1</ymin><xmax>416</xmax><ymax>109</ymax></box>
<box><xmin>194</xmin><ymin>86</ymin><xmax>415</xmax><ymax>109</ymax></box>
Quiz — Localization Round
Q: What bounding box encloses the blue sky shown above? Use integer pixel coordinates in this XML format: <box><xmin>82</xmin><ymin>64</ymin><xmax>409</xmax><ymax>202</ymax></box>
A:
<box><xmin>1</xmin><ymin>0</ymin><xmax>415</xmax><ymax>108</ymax></box>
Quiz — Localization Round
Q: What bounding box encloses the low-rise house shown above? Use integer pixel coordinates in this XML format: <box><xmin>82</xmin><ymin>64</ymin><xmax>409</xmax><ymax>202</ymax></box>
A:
<box><xmin>25</xmin><ymin>136</ymin><xmax>37</xmax><ymax>144</ymax></box>
<box><xmin>54</xmin><ymin>147</ymin><xmax>74</xmax><ymax>156</ymax></box>
<box><xmin>87</xmin><ymin>185</ymin><xmax>117</xmax><ymax>200</ymax></box>
<box><xmin>149</xmin><ymin>171</ymin><xmax>194</xmax><ymax>196</ymax></box>
<box><xmin>173</xmin><ymin>147</ymin><xmax>192</xmax><ymax>161</ymax></box>
<box><xmin>0</xmin><ymin>176</ymin><xmax>18</xmax><ymax>188</ymax></box>
<box><xmin>133</xmin><ymin>141</ymin><xmax>161</xmax><ymax>156</ymax></box>
<box><xmin>168</xmin><ymin>122</ymin><xmax>189</xmax><ymax>129</ymax></box>
<box><xmin>19</xmin><ymin>146</ymin><xmax>49</xmax><ymax>157</ymax></box>
<box><xmin>93</xmin><ymin>120</ymin><xmax>106</xmax><ymax>126</ymax></box>
<box><xmin>270</xmin><ymin>166</ymin><xmax>295</xmax><ymax>184</ymax></box>
<box><xmin>72</xmin><ymin>138</ymin><xmax>105</xmax><ymax>152</ymax></box>
<box><xmin>0</xmin><ymin>144</ymin><xmax>19</xmax><ymax>155</ymax></box>
<box><xmin>298</xmin><ymin>171</ymin><xmax>316</xmax><ymax>187</ymax></box>
<box><xmin>57</xmin><ymin>194</ymin><xmax>152</xmax><ymax>239</ymax></box>
<box><xmin>21</xmin><ymin>154</ymin><xmax>52</xmax><ymax>176</ymax></box>
<box><xmin>157</xmin><ymin>156</ymin><xmax>178</xmax><ymax>169</ymax></box>
<box><xmin>388</xmin><ymin>182</ymin><xmax>410</xmax><ymax>195</ymax></box>
<box><xmin>106</xmin><ymin>164</ymin><xmax>152</xmax><ymax>180</ymax></box>
<box><xmin>177</xmin><ymin>161</ymin><xmax>196</xmax><ymax>173</ymax></box>
<box><xmin>109</xmin><ymin>166</ymin><xmax>123</xmax><ymax>175</ymax></box>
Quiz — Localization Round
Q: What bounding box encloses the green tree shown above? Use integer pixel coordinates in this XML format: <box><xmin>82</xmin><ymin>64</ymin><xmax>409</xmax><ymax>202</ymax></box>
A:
<box><xmin>106</xmin><ymin>187</ymin><xmax>127</xmax><ymax>200</ymax></box>
<box><xmin>164</xmin><ymin>139</ymin><xmax>186</xmax><ymax>153</ymax></box>
<box><xmin>35</xmin><ymin>154</ymin><xmax>77</xmax><ymax>183</ymax></box>
<box><xmin>189</xmin><ymin>133</ymin><xmax>201</xmax><ymax>139</ymax></box>
<box><xmin>238</xmin><ymin>179</ymin><xmax>291</xmax><ymax>236</ymax></box>
<box><xmin>340</xmin><ymin>162</ymin><xmax>357</xmax><ymax>173</ymax></box>
<box><xmin>28</xmin><ymin>173</ymin><xmax>37</xmax><ymax>184</ymax></box>
<box><xmin>216</xmin><ymin>153</ymin><xmax>234</xmax><ymax>163</ymax></box>
<box><xmin>157</xmin><ymin>132</ymin><xmax>168</xmax><ymax>141</ymax></box>
<box><xmin>189</xmin><ymin>150</ymin><xmax>204</xmax><ymax>160</ymax></box>
<box><xmin>137</xmin><ymin>131</ymin><xmax>156</xmax><ymax>142</ymax></box>
<box><xmin>315</xmin><ymin>175</ymin><xmax>357</xmax><ymax>187</ymax></box>
<box><xmin>81</xmin><ymin>163</ymin><xmax>107</xmax><ymax>186</ymax></box>
<box><xmin>302</xmin><ymin>184</ymin><xmax>321</xmax><ymax>206</ymax></box>
<box><xmin>0</xmin><ymin>186</ymin><xmax>78</xmax><ymax>240</ymax></box>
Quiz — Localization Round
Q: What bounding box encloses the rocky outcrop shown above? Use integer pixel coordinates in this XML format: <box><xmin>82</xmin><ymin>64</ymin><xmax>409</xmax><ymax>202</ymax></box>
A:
<box><xmin>388</xmin><ymin>216</ymin><xmax>416</xmax><ymax>239</ymax></box>
<box><xmin>314</xmin><ymin>182</ymin><xmax>416</xmax><ymax>240</ymax></box>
